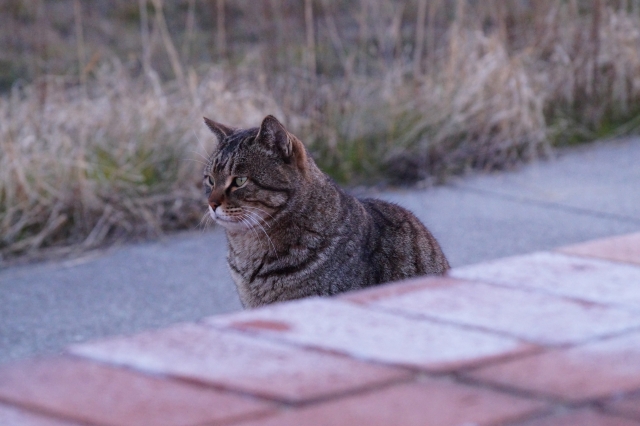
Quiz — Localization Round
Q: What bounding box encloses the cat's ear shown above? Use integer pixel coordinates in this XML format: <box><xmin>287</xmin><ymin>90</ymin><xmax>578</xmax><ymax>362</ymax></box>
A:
<box><xmin>257</xmin><ymin>115</ymin><xmax>308</xmax><ymax>174</ymax></box>
<box><xmin>257</xmin><ymin>115</ymin><xmax>292</xmax><ymax>156</ymax></box>
<box><xmin>203</xmin><ymin>117</ymin><xmax>235</xmax><ymax>143</ymax></box>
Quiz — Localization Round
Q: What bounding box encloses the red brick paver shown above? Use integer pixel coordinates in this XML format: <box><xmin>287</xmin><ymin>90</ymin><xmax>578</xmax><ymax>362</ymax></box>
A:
<box><xmin>351</xmin><ymin>276</ymin><xmax>640</xmax><ymax>345</ymax></box>
<box><xmin>0</xmin><ymin>357</ymin><xmax>274</xmax><ymax>426</ymax></box>
<box><xmin>234</xmin><ymin>379</ymin><xmax>546</xmax><ymax>426</ymax></box>
<box><xmin>558</xmin><ymin>232</ymin><xmax>640</xmax><ymax>266</ymax></box>
<box><xmin>3</xmin><ymin>232</ymin><xmax>640</xmax><ymax>425</ymax></box>
<box><xmin>206</xmin><ymin>297</ymin><xmax>535</xmax><ymax>371</ymax></box>
<box><xmin>450</xmin><ymin>251</ymin><xmax>640</xmax><ymax>310</ymax></box>
<box><xmin>465</xmin><ymin>331</ymin><xmax>640</xmax><ymax>402</ymax></box>
<box><xmin>71</xmin><ymin>322</ymin><xmax>410</xmax><ymax>403</ymax></box>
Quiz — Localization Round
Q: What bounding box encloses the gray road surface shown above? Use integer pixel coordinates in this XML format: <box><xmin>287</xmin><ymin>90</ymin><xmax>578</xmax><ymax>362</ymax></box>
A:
<box><xmin>1</xmin><ymin>138</ymin><xmax>639</xmax><ymax>365</ymax></box>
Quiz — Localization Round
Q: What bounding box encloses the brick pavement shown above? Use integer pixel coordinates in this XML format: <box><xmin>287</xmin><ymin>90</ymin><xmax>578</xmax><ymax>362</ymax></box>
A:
<box><xmin>1</xmin><ymin>232</ymin><xmax>639</xmax><ymax>426</ymax></box>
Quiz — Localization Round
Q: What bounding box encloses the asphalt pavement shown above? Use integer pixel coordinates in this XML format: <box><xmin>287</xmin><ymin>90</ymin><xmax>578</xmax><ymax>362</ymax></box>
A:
<box><xmin>1</xmin><ymin>137</ymin><xmax>639</xmax><ymax>365</ymax></box>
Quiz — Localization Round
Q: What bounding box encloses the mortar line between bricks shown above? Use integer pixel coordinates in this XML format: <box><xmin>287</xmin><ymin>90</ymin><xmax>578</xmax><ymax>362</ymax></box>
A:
<box><xmin>599</xmin><ymin>401</ymin><xmax>640</xmax><ymax>423</ymax></box>
<box><xmin>499</xmin><ymin>407</ymin><xmax>558</xmax><ymax>426</ymax></box>
<box><xmin>201</xmin><ymin>316</ymin><xmax>541</xmax><ymax>377</ymax></box>
<box><xmin>208</xmin><ymin>307</ymin><xmax>640</xmax><ymax>377</ymax></box>
<box><xmin>348</xmin><ymin>274</ymin><xmax>640</xmax><ymax>313</ymax></box>
<box><xmin>205</xmin><ymin>405</ymin><xmax>280</xmax><ymax>426</ymax></box>
<box><xmin>350</xmin><ymin>303</ymin><xmax>551</xmax><ymax>347</ymax></box>
<box><xmin>553</xmin><ymin>250</ymin><xmax>640</xmax><ymax>268</ymax></box>
<box><xmin>251</xmin><ymin>375</ymin><xmax>419</xmax><ymax>409</ymax></box>
<box><xmin>452</xmin><ymin>185</ymin><xmax>640</xmax><ymax>225</ymax></box>
<box><xmin>65</xmin><ymin>352</ymin><xmax>417</xmax><ymax>408</ymax></box>
<box><xmin>199</xmin><ymin>322</ymin><xmax>440</xmax><ymax>377</ymax></box>
<box><xmin>200</xmin><ymin>321</ymin><xmax>518</xmax><ymax>379</ymax></box>
<box><xmin>453</xmin><ymin>372</ymin><xmax>603</xmax><ymax>409</ymax></box>
<box><xmin>61</xmin><ymin>352</ymin><xmax>291</xmax><ymax>408</ymax></box>
<box><xmin>450</xmin><ymin>370</ymin><xmax>560</xmax><ymax>403</ymax></box>
<box><xmin>448</xmin><ymin>275</ymin><xmax>640</xmax><ymax>314</ymax></box>
<box><xmin>157</xmin><ymin>365</ymin><xmax>418</xmax><ymax>409</ymax></box>
<box><xmin>343</xmin><ymin>299</ymin><xmax>640</xmax><ymax>350</ymax></box>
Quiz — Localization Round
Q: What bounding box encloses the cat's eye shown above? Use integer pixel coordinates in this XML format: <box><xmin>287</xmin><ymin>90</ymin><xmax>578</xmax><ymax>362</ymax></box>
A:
<box><xmin>234</xmin><ymin>176</ymin><xmax>248</xmax><ymax>187</ymax></box>
<box><xmin>205</xmin><ymin>175</ymin><xmax>215</xmax><ymax>187</ymax></box>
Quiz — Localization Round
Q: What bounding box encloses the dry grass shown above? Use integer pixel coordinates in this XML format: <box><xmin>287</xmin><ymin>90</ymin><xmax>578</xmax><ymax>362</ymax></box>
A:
<box><xmin>2</xmin><ymin>0</ymin><xmax>640</xmax><ymax>260</ymax></box>
<box><xmin>539</xmin><ymin>5</ymin><xmax>640</xmax><ymax>141</ymax></box>
<box><xmin>390</xmin><ymin>28</ymin><xmax>549</xmax><ymax>179</ymax></box>
<box><xmin>0</xmin><ymin>62</ymin><xmax>281</xmax><ymax>260</ymax></box>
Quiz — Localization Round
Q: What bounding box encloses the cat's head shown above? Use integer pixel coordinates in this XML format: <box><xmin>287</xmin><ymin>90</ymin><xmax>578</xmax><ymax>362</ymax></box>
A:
<box><xmin>202</xmin><ymin>115</ymin><xmax>309</xmax><ymax>231</ymax></box>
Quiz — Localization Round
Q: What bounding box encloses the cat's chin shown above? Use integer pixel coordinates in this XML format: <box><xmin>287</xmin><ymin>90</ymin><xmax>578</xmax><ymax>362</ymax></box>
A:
<box><xmin>214</xmin><ymin>219</ymin><xmax>248</xmax><ymax>231</ymax></box>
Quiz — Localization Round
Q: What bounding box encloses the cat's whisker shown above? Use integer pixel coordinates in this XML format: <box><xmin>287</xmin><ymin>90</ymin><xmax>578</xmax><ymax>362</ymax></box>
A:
<box><xmin>197</xmin><ymin>211</ymin><xmax>210</xmax><ymax>231</ymax></box>
<box><xmin>183</xmin><ymin>158</ymin><xmax>207</xmax><ymax>166</ymax></box>
<box><xmin>203</xmin><ymin>214</ymin><xmax>216</xmax><ymax>232</ymax></box>
<box><xmin>243</xmin><ymin>206</ymin><xmax>276</xmax><ymax>222</ymax></box>
<box><xmin>239</xmin><ymin>214</ymin><xmax>259</xmax><ymax>235</ymax></box>
<box><xmin>245</xmin><ymin>208</ymin><xmax>273</xmax><ymax>222</ymax></box>
<box><xmin>188</xmin><ymin>147</ymin><xmax>210</xmax><ymax>162</ymax></box>
<box><xmin>243</xmin><ymin>212</ymin><xmax>278</xmax><ymax>259</ymax></box>
<box><xmin>243</xmin><ymin>209</ymin><xmax>272</xmax><ymax>229</ymax></box>
<box><xmin>241</xmin><ymin>213</ymin><xmax>265</xmax><ymax>239</ymax></box>
<box><xmin>238</xmin><ymin>216</ymin><xmax>266</xmax><ymax>251</ymax></box>
<box><xmin>192</xmin><ymin>131</ymin><xmax>211</xmax><ymax>159</ymax></box>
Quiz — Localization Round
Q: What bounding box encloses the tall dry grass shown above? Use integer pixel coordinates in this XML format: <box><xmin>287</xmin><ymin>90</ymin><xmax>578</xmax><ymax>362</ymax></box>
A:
<box><xmin>0</xmin><ymin>62</ymin><xmax>281</xmax><ymax>260</ymax></box>
<box><xmin>2</xmin><ymin>0</ymin><xmax>640</xmax><ymax>260</ymax></box>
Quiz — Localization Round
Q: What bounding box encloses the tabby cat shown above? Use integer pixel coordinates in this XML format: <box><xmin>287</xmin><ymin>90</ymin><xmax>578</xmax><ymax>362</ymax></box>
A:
<box><xmin>203</xmin><ymin>115</ymin><xmax>449</xmax><ymax>308</ymax></box>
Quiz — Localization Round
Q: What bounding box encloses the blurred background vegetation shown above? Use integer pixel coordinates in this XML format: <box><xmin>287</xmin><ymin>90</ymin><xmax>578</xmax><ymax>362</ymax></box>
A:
<box><xmin>1</xmin><ymin>0</ymin><xmax>640</xmax><ymax>260</ymax></box>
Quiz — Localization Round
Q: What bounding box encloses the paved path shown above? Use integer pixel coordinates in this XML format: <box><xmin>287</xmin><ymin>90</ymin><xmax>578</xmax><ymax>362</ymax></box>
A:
<box><xmin>1</xmin><ymin>138</ymin><xmax>639</xmax><ymax>365</ymax></box>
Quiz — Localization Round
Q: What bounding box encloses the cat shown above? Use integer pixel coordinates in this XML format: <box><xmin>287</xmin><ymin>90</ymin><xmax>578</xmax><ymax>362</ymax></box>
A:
<box><xmin>203</xmin><ymin>115</ymin><xmax>450</xmax><ymax>308</ymax></box>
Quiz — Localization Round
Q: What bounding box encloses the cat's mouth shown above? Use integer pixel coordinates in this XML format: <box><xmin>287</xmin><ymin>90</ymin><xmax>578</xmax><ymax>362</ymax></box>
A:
<box><xmin>209</xmin><ymin>206</ymin><xmax>248</xmax><ymax>229</ymax></box>
<box><xmin>209</xmin><ymin>206</ymin><xmax>233</xmax><ymax>223</ymax></box>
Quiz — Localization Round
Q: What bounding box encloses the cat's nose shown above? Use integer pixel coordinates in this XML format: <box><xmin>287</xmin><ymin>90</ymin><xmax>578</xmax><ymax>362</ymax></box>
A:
<box><xmin>208</xmin><ymin>191</ymin><xmax>223</xmax><ymax>210</ymax></box>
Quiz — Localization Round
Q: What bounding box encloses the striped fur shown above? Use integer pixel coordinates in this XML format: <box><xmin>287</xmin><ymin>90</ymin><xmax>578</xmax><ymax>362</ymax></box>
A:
<box><xmin>203</xmin><ymin>115</ymin><xmax>450</xmax><ymax>308</ymax></box>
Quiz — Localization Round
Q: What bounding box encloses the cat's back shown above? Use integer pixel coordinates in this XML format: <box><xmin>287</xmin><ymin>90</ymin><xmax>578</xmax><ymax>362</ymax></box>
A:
<box><xmin>358</xmin><ymin>197</ymin><xmax>450</xmax><ymax>282</ymax></box>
